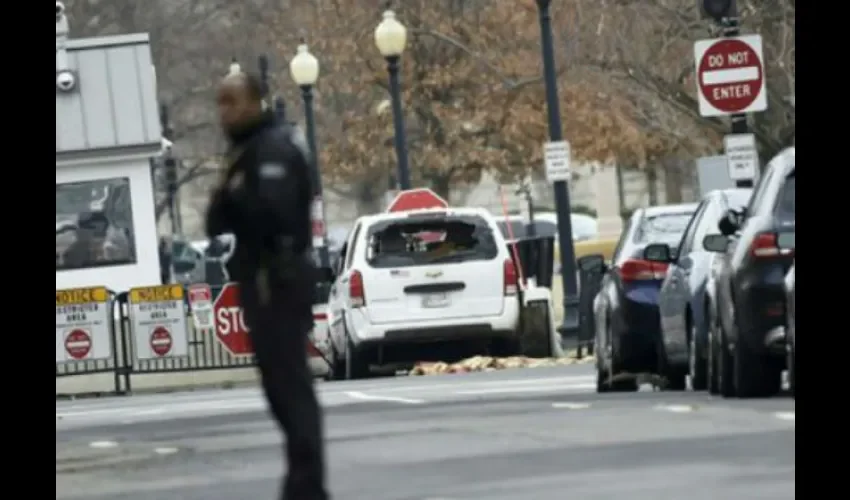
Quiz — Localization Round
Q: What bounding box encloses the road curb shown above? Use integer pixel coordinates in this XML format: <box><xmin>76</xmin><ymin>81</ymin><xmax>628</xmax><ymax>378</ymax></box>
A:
<box><xmin>56</xmin><ymin>443</ymin><xmax>182</xmax><ymax>474</ymax></box>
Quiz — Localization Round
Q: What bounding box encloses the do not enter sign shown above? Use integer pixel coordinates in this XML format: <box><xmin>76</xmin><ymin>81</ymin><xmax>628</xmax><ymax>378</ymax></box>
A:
<box><xmin>65</xmin><ymin>329</ymin><xmax>92</xmax><ymax>359</ymax></box>
<box><xmin>694</xmin><ymin>35</ymin><xmax>767</xmax><ymax>117</ymax></box>
<box><xmin>150</xmin><ymin>326</ymin><xmax>173</xmax><ymax>357</ymax></box>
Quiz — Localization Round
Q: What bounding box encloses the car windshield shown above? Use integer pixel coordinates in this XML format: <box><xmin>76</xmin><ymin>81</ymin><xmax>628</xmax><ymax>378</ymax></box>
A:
<box><xmin>634</xmin><ymin>211</ymin><xmax>695</xmax><ymax>244</ymax></box>
<box><xmin>367</xmin><ymin>215</ymin><xmax>498</xmax><ymax>268</ymax></box>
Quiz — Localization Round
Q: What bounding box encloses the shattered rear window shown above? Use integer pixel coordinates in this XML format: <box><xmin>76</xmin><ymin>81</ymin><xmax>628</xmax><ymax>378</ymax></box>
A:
<box><xmin>366</xmin><ymin>215</ymin><xmax>499</xmax><ymax>268</ymax></box>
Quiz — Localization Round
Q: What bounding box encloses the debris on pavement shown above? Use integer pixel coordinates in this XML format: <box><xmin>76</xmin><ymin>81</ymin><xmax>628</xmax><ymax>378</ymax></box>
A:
<box><xmin>408</xmin><ymin>350</ymin><xmax>595</xmax><ymax>376</ymax></box>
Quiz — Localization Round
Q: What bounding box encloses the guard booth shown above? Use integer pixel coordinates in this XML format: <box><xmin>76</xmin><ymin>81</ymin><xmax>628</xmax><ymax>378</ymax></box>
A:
<box><xmin>55</xmin><ymin>20</ymin><xmax>163</xmax><ymax>293</ymax></box>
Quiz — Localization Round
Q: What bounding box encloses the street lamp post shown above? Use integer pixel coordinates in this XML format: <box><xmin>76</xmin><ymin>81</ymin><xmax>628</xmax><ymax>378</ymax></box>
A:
<box><xmin>375</xmin><ymin>9</ymin><xmax>412</xmax><ymax>190</ymax></box>
<box><xmin>290</xmin><ymin>40</ymin><xmax>331</xmax><ymax>270</ymax></box>
<box><xmin>535</xmin><ymin>0</ymin><xmax>580</xmax><ymax>338</ymax></box>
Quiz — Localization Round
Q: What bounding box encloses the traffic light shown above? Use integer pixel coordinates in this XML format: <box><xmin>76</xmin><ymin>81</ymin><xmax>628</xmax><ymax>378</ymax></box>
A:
<box><xmin>700</xmin><ymin>0</ymin><xmax>736</xmax><ymax>23</ymax></box>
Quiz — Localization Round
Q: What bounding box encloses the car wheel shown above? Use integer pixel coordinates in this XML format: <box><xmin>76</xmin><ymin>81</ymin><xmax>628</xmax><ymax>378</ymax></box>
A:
<box><xmin>328</xmin><ymin>340</ymin><xmax>346</xmax><ymax>381</ymax></box>
<box><xmin>707</xmin><ymin>321</ymin><xmax>720</xmax><ymax>395</ymax></box>
<box><xmin>596</xmin><ymin>318</ymin><xmax>638</xmax><ymax>393</ymax></box>
<box><xmin>717</xmin><ymin>322</ymin><xmax>736</xmax><ymax>398</ymax></box>
<box><xmin>689</xmin><ymin>322</ymin><xmax>708</xmax><ymax>391</ymax></box>
<box><xmin>656</xmin><ymin>335</ymin><xmax>686</xmax><ymax>391</ymax></box>
<box><xmin>733</xmin><ymin>335</ymin><xmax>782</xmax><ymax>398</ymax></box>
<box><xmin>345</xmin><ymin>333</ymin><xmax>370</xmax><ymax>380</ymax></box>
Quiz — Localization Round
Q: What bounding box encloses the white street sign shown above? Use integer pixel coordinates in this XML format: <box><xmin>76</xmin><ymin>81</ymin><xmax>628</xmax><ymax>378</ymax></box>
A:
<box><xmin>693</xmin><ymin>34</ymin><xmax>767</xmax><ymax>117</ymax></box>
<box><xmin>128</xmin><ymin>285</ymin><xmax>190</xmax><ymax>360</ymax></box>
<box><xmin>723</xmin><ymin>133</ymin><xmax>759</xmax><ymax>181</ymax></box>
<box><xmin>56</xmin><ymin>287</ymin><xmax>113</xmax><ymax>363</ymax></box>
<box><xmin>544</xmin><ymin>140</ymin><xmax>571</xmax><ymax>183</ymax></box>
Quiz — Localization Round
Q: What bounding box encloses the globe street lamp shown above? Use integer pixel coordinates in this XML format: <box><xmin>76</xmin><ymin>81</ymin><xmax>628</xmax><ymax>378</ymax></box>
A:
<box><xmin>375</xmin><ymin>9</ymin><xmax>412</xmax><ymax>190</ymax></box>
<box><xmin>535</xmin><ymin>0</ymin><xmax>580</xmax><ymax>338</ymax></box>
<box><xmin>289</xmin><ymin>40</ymin><xmax>330</xmax><ymax>270</ymax></box>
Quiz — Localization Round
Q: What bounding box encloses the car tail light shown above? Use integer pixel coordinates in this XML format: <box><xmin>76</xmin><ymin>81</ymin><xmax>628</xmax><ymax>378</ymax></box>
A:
<box><xmin>503</xmin><ymin>258</ymin><xmax>518</xmax><ymax>295</ymax></box>
<box><xmin>349</xmin><ymin>270</ymin><xmax>366</xmax><ymax>307</ymax></box>
<box><xmin>749</xmin><ymin>232</ymin><xmax>794</xmax><ymax>258</ymax></box>
<box><xmin>618</xmin><ymin>259</ymin><xmax>668</xmax><ymax>283</ymax></box>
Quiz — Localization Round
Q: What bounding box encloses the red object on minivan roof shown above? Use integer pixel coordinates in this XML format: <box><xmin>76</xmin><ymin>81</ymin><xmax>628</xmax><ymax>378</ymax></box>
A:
<box><xmin>386</xmin><ymin>188</ymin><xmax>449</xmax><ymax>212</ymax></box>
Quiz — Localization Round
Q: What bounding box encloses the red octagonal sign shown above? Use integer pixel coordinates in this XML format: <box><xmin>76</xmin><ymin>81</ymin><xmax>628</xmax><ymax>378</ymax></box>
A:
<box><xmin>386</xmin><ymin>188</ymin><xmax>448</xmax><ymax>213</ymax></box>
<box><xmin>694</xmin><ymin>35</ymin><xmax>767</xmax><ymax>117</ymax></box>
<box><xmin>213</xmin><ymin>283</ymin><xmax>254</xmax><ymax>356</ymax></box>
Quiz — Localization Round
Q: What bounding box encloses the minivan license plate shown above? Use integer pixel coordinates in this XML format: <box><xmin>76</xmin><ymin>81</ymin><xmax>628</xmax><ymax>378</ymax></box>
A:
<box><xmin>422</xmin><ymin>292</ymin><xmax>450</xmax><ymax>308</ymax></box>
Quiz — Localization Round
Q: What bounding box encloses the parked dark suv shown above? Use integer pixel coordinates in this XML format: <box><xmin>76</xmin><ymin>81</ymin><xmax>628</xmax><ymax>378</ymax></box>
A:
<box><xmin>703</xmin><ymin>147</ymin><xmax>795</xmax><ymax>398</ymax></box>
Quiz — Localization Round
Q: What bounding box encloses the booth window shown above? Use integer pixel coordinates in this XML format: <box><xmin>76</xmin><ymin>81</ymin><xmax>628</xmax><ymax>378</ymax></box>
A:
<box><xmin>56</xmin><ymin>177</ymin><xmax>137</xmax><ymax>271</ymax></box>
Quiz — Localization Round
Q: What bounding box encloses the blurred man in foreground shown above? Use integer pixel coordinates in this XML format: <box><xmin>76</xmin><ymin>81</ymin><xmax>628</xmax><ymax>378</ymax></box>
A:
<box><xmin>205</xmin><ymin>71</ymin><xmax>329</xmax><ymax>500</ymax></box>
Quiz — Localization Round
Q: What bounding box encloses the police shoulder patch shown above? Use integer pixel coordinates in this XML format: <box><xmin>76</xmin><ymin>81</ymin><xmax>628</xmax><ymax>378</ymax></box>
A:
<box><xmin>259</xmin><ymin>162</ymin><xmax>287</xmax><ymax>179</ymax></box>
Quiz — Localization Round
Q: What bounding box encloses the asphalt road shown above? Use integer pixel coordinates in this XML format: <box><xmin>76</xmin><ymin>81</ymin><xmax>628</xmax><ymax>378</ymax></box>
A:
<box><xmin>57</xmin><ymin>364</ymin><xmax>795</xmax><ymax>500</ymax></box>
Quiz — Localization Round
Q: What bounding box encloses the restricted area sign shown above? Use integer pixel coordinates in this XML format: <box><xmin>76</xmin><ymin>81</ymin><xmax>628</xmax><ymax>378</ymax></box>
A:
<box><xmin>723</xmin><ymin>133</ymin><xmax>760</xmax><ymax>181</ymax></box>
<box><xmin>188</xmin><ymin>283</ymin><xmax>214</xmax><ymax>331</ymax></box>
<box><xmin>128</xmin><ymin>285</ymin><xmax>189</xmax><ymax>360</ymax></box>
<box><xmin>56</xmin><ymin>286</ymin><xmax>112</xmax><ymax>363</ymax></box>
<box><xmin>544</xmin><ymin>140</ymin><xmax>571</xmax><ymax>183</ymax></box>
<box><xmin>386</xmin><ymin>188</ymin><xmax>449</xmax><ymax>212</ymax></box>
<box><xmin>213</xmin><ymin>282</ymin><xmax>254</xmax><ymax>356</ymax></box>
<box><xmin>694</xmin><ymin>35</ymin><xmax>767</xmax><ymax>117</ymax></box>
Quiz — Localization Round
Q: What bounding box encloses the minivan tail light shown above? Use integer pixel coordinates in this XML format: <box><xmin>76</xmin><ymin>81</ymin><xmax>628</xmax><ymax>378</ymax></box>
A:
<box><xmin>503</xmin><ymin>258</ymin><xmax>518</xmax><ymax>295</ymax></box>
<box><xmin>749</xmin><ymin>232</ymin><xmax>794</xmax><ymax>258</ymax></box>
<box><xmin>349</xmin><ymin>270</ymin><xmax>366</xmax><ymax>307</ymax></box>
<box><xmin>618</xmin><ymin>259</ymin><xmax>668</xmax><ymax>283</ymax></box>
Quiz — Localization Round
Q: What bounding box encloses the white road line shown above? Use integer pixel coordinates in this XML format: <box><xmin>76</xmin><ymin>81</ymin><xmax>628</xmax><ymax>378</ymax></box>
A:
<box><xmin>552</xmin><ymin>402</ymin><xmax>591</xmax><ymax>410</ymax></box>
<box><xmin>89</xmin><ymin>440</ymin><xmax>118</xmax><ymax>449</ymax></box>
<box><xmin>454</xmin><ymin>382</ymin><xmax>594</xmax><ymax>396</ymax></box>
<box><xmin>344</xmin><ymin>391</ymin><xmax>424</xmax><ymax>405</ymax></box>
<box><xmin>654</xmin><ymin>404</ymin><xmax>697</xmax><ymax>413</ymax></box>
<box><xmin>773</xmin><ymin>411</ymin><xmax>795</xmax><ymax>421</ymax></box>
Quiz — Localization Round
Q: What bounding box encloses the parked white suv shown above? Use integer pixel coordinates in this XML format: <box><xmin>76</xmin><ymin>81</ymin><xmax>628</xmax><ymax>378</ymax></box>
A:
<box><xmin>327</xmin><ymin>207</ymin><xmax>522</xmax><ymax>378</ymax></box>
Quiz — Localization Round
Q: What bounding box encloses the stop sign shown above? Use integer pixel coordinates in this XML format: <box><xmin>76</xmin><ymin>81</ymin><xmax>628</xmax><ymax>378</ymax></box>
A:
<box><xmin>694</xmin><ymin>35</ymin><xmax>767</xmax><ymax>117</ymax></box>
<box><xmin>213</xmin><ymin>283</ymin><xmax>254</xmax><ymax>356</ymax></box>
<box><xmin>386</xmin><ymin>188</ymin><xmax>448</xmax><ymax>213</ymax></box>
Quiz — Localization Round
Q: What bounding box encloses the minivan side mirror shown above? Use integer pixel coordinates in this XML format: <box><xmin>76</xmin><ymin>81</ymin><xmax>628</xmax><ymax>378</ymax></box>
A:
<box><xmin>718</xmin><ymin>209</ymin><xmax>741</xmax><ymax>236</ymax></box>
<box><xmin>643</xmin><ymin>243</ymin><xmax>673</xmax><ymax>263</ymax></box>
<box><xmin>702</xmin><ymin>234</ymin><xmax>729</xmax><ymax>253</ymax></box>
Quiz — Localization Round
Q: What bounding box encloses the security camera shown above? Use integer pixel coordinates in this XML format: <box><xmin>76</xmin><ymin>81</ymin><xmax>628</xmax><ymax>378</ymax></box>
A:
<box><xmin>56</xmin><ymin>70</ymin><xmax>76</xmax><ymax>92</ymax></box>
<box><xmin>161</xmin><ymin>137</ymin><xmax>174</xmax><ymax>153</ymax></box>
<box><xmin>56</xmin><ymin>2</ymin><xmax>65</xmax><ymax>20</ymax></box>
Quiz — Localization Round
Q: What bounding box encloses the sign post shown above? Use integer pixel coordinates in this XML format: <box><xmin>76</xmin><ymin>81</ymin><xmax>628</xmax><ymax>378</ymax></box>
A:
<box><xmin>723</xmin><ymin>133</ymin><xmax>759</xmax><ymax>182</ymax></box>
<box><xmin>693</xmin><ymin>35</ymin><xmax>767</xmax><ymax>117</ymax></box>
<box><xmin>543</xmin><ymin>140</ymin><xmax>571</xmax><ymax>183</ymax></box>
<box><xmin>56</xmin><ymin>287</ymin><xmax>112</xmax><ymax>363</ymax></box>
<box><xmin>128</xmin><ymin>285</ymin><xmax>190</xmax><ymax>360</ymax></box>
<box><xmin>213</xmin><ymin>283</ymin><xmax>254</xmax><ymax>356</ymax></box>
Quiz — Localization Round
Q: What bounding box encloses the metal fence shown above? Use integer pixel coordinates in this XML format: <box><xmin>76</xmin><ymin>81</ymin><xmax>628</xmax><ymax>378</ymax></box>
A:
<box><xmin>56</xmin><ymin>285</ymin><xmax>256</xmax><ymax>395</ymax></box>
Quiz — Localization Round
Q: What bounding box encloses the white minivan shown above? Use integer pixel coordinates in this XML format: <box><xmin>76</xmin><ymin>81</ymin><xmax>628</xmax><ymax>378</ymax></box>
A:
<box><xmin>326</xmin><ymin>207</ymin><xmax>522</xmax><ymax>378</ymax></box>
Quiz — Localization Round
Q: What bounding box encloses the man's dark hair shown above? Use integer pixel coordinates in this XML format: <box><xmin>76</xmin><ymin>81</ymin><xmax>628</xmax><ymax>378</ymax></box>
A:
<box><xmin>242</xmin><ymin>72</ymin><xmax>266</xmax><ymax>102</ymax></box>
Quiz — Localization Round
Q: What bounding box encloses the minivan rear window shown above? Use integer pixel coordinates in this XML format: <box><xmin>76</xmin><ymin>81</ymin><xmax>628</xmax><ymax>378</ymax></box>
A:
<box><xmin>366</xmin><ymin>215</ymin><xmax>499</xmax><ymax>268</ymax></box>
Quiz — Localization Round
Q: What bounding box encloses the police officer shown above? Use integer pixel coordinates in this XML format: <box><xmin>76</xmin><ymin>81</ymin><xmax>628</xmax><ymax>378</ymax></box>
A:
<box><xmin>205</xmin><ymin>71</ymin><xmax>330</xmax><ymax>500</ymax></box>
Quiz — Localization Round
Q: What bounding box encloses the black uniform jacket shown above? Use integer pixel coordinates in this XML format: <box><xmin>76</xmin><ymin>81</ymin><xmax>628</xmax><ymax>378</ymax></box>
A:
<box><xmin>205</xmin><ymin>112</ymin><xmax>315</xmax><ymax>291</ymax></box>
